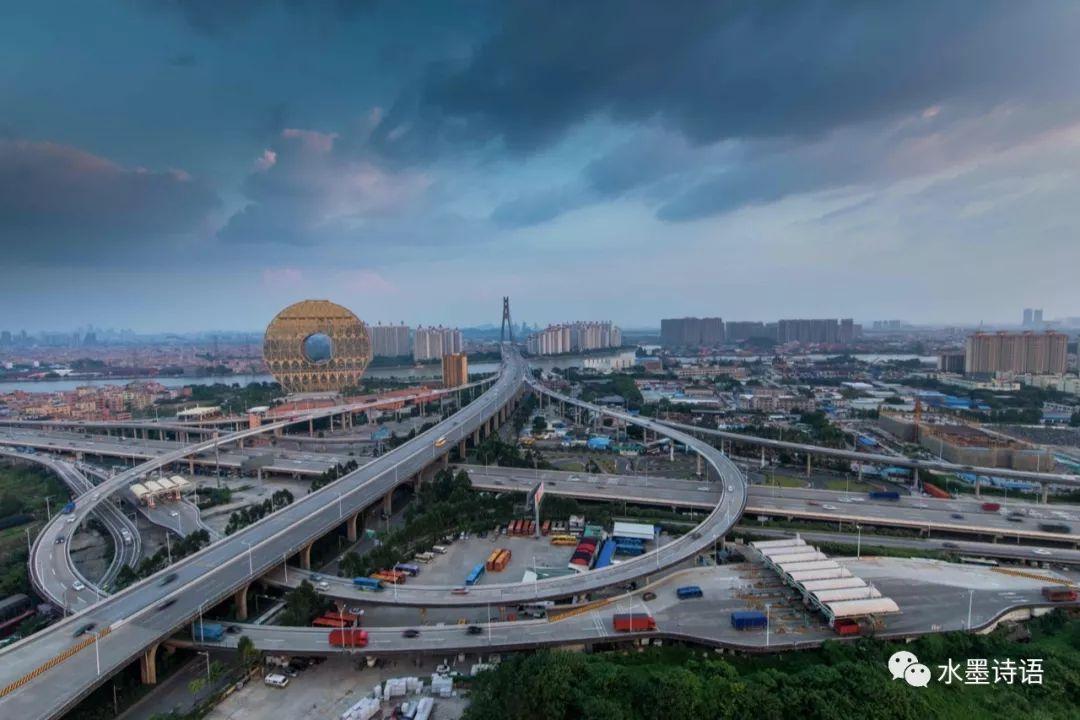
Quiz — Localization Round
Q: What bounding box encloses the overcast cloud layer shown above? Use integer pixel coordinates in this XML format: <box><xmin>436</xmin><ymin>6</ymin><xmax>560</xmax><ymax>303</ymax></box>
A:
<box><xmin>2</xmin><ymin>0</ymin><xmax>1080</xmax><ymax>331</ymax></box>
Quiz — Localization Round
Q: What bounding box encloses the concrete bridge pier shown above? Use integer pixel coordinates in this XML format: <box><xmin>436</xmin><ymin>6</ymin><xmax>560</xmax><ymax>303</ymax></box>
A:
<box><xmin>1041</xmin><ymin>483</ymin><xmax>1049</xmax><ymax>504</ymax></box>
<box><xmin>140</xmin><ymin>642</ymin><xmax>160</xmax><ymax>685</ymax></box>
<box><xmin>234</xmin><ymin>582</ymin><xmax>251</xmax><ymax>620</ymax></box>
<box><xmin>696</xmin><ymin>454</ymin><xmax>703</xmax><ymax>476</ymax></box>
<box><xmin>300</xmin><ymin>543</ymin><xmax>313</xmax><ymax>570</ymax></box>
<box><xmin>458</xmin><ymin>439</ymin><xmax>466</xmax><ymax>460</ymax></box>
<box><xmin>346</xmin><ymin>512</ymin><xmax>361</xmax><ymax>543</ymax></box>
<box><xmin>472</xmin><ymin>428</ymin><xmax>481</xmax><ymax>445</ymax></box>
<box><xmin>382</xmin><ymin>492</ymin><xmax>393</xmax><ymax>517</ymax></box>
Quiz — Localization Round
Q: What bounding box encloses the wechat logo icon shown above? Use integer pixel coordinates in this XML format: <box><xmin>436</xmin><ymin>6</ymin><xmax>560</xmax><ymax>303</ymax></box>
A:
<box><xmin>889</xmin><ymin>651</ymin><xmax>931</xmax><ymax>688</ymax></box>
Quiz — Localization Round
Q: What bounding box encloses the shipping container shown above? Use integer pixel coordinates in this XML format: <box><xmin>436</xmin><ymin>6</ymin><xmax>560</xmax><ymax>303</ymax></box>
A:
<box><xmin>612</xmin><ymin>613</ymin><xmax>656</xmax><ymax>632</ymax></box>
<box><xmin>485</xmin><ymin>549</ymin><xmax>503</xmax><ymax>571</ymax></box>
<box><xmin>466</xmin><ymin>563</ymin><xmax>485</xmax><ymax>586</ymax></box>
<box><xmin>730</xmin><ymin>611</ymin><xmax>768</xmax><ymax>630</ymax></box>
<box><xmin>593</xmin><ymin>539</ymin><xmax>616</xmax><ymax>569</ymax></box>
<box><xmin>192</xmin><ymin>621</ymin><xmax>225</xmax><ymax>642</ymax></box>
<box><xmin>1042</xmin><ymin>586</ymin><xmax>1078</xmax><ymax>602</ymax></box>
<box><xmin>922</xmin><ymin>482</ymin><xmax>951</xmax><ymax>499</ymax></box>
<box><xmin>551</xmin><ymin>534</ymin><xmax>578</xmax><ymax>546</ymax></box>
<box><xmin>833</xmin><ymin>618</ymin><xmax>860</xmax><ymax>635</ymax></box>
<box><xmin>868</xmin><ymin>490</ymin><xmax>901</xmax><ymax>501</ymax></box>
<box><xmin>328</xmin><ymin>628</ymin><xmax>368</xmax><ymax>647</ymax></box>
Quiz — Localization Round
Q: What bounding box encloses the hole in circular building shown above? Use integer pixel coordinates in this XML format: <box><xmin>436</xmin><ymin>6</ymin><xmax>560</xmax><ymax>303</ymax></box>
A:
<box><xmin>303</xmin><ymin>333</ymin><xmax>333</xmax><ymax>364</ymax></box>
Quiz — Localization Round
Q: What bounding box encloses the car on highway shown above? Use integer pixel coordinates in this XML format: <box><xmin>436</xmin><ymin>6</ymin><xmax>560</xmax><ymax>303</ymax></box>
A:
<box><xmin>316</xmin><ymin>581</ymin><xmax>330</xmax><ymax>591</ymax></box>
<box><xmin>950</xmin><ymin>513</ymin><xmax>964</xmax><ymax>520</ymax></box>
<box><xmin>942</xmin><ymin>542</ymin><xmax>959</xmax><ymax>549</ymax></box>
<box><xmin>73</xmin><ymin>622</ymin><xmax>96</xmax><ymax>637</ymax></box>
<box><xmin>1007</xmin><ymin>513</ymin><xmax>1025</xmax><ymax>523</ymax></box>
<box><xmin>160</xmin><ymin>572</ymin><xmax>178</xmax><ymax>586</ymax></box>
<box><xmin>642</xmin><ymin>591</ymin><xmax>657</xmax><ymax>601</ymax></box>
<box><xmin>226</xmin><ymin>625</ymin><xmax>240</xmax><ymax>634</ymax></box>
<box><xmin>466</xmin><ymin>625</ymin><xmax>483</xmax><ymax>635</ymax></box>
<box><xmin>169</xmin><ymin>511</ymin><xmax>179</xmax><ymax>518</ymax></box>
<box><xmin>55</xmin><ymin>536</ymin><xmax>65</xmax><ymax>544</ymax></box>
<box><xmin>1033</xmin><ymin>548</ymin><xmax>1053</xmax><ymax>556</ymax></box>
<box><xmin>821</xmin><ymin>504</ymin><xmax>838</xmax><ymax>511</ymax></box>
<box><xmin>157</xmin><ymin>599</ymin><xmax>176</xmax><ymax>611</ymax></box>
<box><xmin>65</xmin><ymin>515</ymin><xmax>76</xmax><ymax>523</ymax></box>
<box><xmin>402</xmin><ymin>629</ymin><xmax>420</xmax><ymax>638</ymax></box>
<box><xmin>310</xmin><ymin>574</ymin><xmax>323</xmax><ymax>583</ymax></box>
<box><xmin>434</xmin><ymin>436</ymin><xmax>448</xmax><ymax>448</ymax></box>
<box><xmin>72</xmin><ymin>580</ymin><xmax>85</xmax><ymax>591</ymax></box>
<box><xmin>451</xmin><ymin>587</ymin><xmax>469</xmax><ymax>595</ymax></box>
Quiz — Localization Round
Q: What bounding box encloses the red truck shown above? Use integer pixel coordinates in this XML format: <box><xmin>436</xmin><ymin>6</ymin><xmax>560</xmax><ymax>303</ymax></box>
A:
<box><xmin>981</xmin><ymin>502</ymin><xmax>1002</xmax><ymax>512</ymax></box>
<box><xmin>1042</xmin><ymin>586</ymin><xmax>1078</xmax><ymax>602</ymax></box>
<box><xmin>612</xmin><ymin>613</ymin><xmax>656</xmax><ymax>632</ymax></box>
<box><xmin>328</xmin><ymin>628</ymin><xmax>369</xmax><ymax>648</ymax></box>
<box><xmin>833</xmin><ymin>618</ymin><xmax>861</xmax><ymax>635</ymax></box>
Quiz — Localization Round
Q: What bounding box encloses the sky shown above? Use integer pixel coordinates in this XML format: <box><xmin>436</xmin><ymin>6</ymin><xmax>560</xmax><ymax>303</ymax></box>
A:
<box><xmin>3</xmin><ymin>0</ymin><xmax>1080</xmax><ymax>332</ymax></box>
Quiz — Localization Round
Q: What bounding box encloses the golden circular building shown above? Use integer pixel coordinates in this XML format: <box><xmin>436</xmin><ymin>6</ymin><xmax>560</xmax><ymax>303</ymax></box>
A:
<box><xmin>263</xmin><ymin>300</ymin><xmax>372</xmax><ymax>394</ymax></box>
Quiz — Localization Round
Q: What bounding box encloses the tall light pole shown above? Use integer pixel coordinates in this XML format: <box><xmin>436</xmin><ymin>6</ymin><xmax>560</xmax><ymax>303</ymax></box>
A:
<box><xmin>966</xmin><ymin>589</ymin><xmax>974</xmax><ymax>630</ymax></box>
<box><xmin>197</xmin><ymin>650</ymin><xmax>211</xmax><ymax>680</ymax></box>
<box><xmin>765</xmin><ymin>603</ymin><xmax>772</xmax><ymax>648</ymax></box>
<box><xmin>242</xmin><ymin>540</ymin><xmax>253</xmax><ymax>575</ymax></box>
<box><xmin>165</xmin><ymin>531</ymin><xmax>172</xmax><ymax>565</ymax></box>
<box><xmin>856</xmin><ymin>524</ymin><xmax>862</xmax><ymax>559</ymax></box>
<box><xmin>94</xmin><ymin>632</ymin><xmax>101</xmax><ymax>676</ymax></box>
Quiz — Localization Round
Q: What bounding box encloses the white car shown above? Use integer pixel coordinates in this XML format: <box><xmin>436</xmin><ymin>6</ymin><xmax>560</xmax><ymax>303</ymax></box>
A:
<box><xmin>72</xmin><ymin>580</ymin><xmax>85</xmax><ymax>591</ymax></box>
<box><xmin>65</xmin><ymin>516</ymin><xmax>77</xmax><ymax>523</ymax></box>
<box><xmin>316</xmin><ymin>581</ymin><xmax>330</xmax><ymax>591</ymax></box>
<box><xmin>822</xmin><ymin>504</ymin><xmax>838</xmax><ymax>511</ymax></box>
<box><xmin>169</xmin><ymin>511</ymin><xmax>179</xmax><ymax>518</ymax></box>
<box><xmin>1032</xmin><ymin>548</ymin><xmax>1053</xmax><ymax>556</ymax></box>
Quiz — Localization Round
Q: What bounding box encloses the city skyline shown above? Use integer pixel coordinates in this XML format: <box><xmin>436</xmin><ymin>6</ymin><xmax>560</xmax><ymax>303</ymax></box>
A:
<box><xmin>4</xmin><ymin>2</ymin><xmax>1080</xmax><ymax>330</ymax></box>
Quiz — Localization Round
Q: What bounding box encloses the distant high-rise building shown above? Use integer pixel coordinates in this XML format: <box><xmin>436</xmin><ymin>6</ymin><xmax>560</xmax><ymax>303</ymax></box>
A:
<box><xmin>0</xmin><ymin>331</ymin><xmax>10</xmax><ymax>346</ymax></box>
<box><xmin>1023</xmin><ymin>308</ymin><xmax>1034</xmax><ymax>326</ymax></box>
<box><xmin>725</xmin><ymin>321</ymin><xmax>767</xmax><ymax>342</ymax></box>
<box><xmin>441</xmin><ymin>353</ymin><xmax>468</xmax><ymax>388</ymax></box>
<box><xmin>370</xmin><ymin>322</ymin><xmax>411</xmax><ymax>358</ymax></box>
<box><xmin>777</xmin><ymin>319</ymin><xmax>845</xmax><ymax>345</ymax></box>
<box><xmin>1034</xmin><ymin>309</ymin><xmax>1044</xmax><ymax>325</ymax></box>
<box><xmin>659</xmin><ymin>317</ymin><xmax>723</xmax><ymax>347</ymax></box>
<box><xmin>413</xmin><ymin>326</ymin><xmax>462</xmax><ymax>361</ymax></box>
<box><xmin>526</xmin><ymin>321</ymin><xmax>621</xmax><ymax>356</ymax></box>
<box><xmin>839</xmin><ymin>319</ymin><xmax>855</xmax><ymax>344</ymax></box>
<box><xmin>964</xmin><ymin>331</ymin><xmax>1067</xmax><ymax>375</ymax></box>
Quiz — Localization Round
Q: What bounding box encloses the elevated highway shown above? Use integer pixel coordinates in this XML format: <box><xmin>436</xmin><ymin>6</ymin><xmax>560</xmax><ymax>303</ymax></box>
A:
<box><xmin>0</xmin><ymin>449</ymin><xmax>139</xmax><ymax>602</ymax></box>
<box><xmin>657</xmin><ymin>419</ymin><xmax>1080</xmax><ymax>495</ymax></box>
<box><xmin>463</xmin><ymin>465</ymin><xmax>1080</xmax><ymax>544</ymax></box>
<box><xmin>0</xmin><ymin>368</ymin><xmax>505</xmax><ymax>718</ymax></box>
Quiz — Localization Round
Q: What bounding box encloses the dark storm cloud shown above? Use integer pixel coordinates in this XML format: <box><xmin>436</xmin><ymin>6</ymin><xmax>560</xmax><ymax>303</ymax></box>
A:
<box><xmin>0</xmin><ymin>139</ymin><xmax>220</xmax><ymax>261</ymax></box>
<box><xmin>377</xmin><ymin>1</ymin><xmax>1080</xmax><ymax>157</ymax></box>
<box><xmin>154</xmin><ymin>0</ymin><xmax>380</xmax><ymax>34</ymax></box>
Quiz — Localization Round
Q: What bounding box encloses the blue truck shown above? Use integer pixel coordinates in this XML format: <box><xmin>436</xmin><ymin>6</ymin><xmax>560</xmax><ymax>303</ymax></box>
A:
<box><xmin>192</xmin><ymin>621</ymin><xmax>225</xmax><ymax>642</ymax></box>
<box><xmin>353</xmin><ymin>577</ymin><xmax>383</xmax><ymax>592</ymax></box>
<box><xmin>868</xmin><ymin>490</ymin><xmax>900</xmax><ymax>501</ymax></box>
<box><xmin>676</xmin><ymin>585</ymin><xmax>704</xmax><ymax>600</ymax></box>
<box><xmin>730</xmin><ymin>611</ymin><xmax>768</xmax><ymax>630</ymax></box>
<box><xmin>61</xmin><ymin>501</ymin><xmax>76</xmax><ymax>515</ymax></box>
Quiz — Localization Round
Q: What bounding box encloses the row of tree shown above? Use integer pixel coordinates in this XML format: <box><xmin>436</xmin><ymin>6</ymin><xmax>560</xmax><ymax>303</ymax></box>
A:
<box><xmin>224</xmin><ymin>490</ymin><xmax>294</xmax><ymax>535</ymax></box>
<box><xmin>114</xmin><ymin>529</ymin><xmax>212</xmax><ymax>590</ymax></box>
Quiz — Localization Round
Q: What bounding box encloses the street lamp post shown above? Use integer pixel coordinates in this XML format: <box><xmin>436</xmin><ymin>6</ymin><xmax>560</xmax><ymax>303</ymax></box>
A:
<box><xmin>856</xmin><ymin>524</ymin><xmax>862</xmax><ymax>559</ymax></box>
<box><xmin>242</xmin><ymin>540</ymin><xmax>253</xmax><ymax>575</ymax></box>
<box><xmin>765</xmin><ymin>603</ymin><xmax>771</xmax><ymax>648</ymax></box>
<box><xmin>967</xmin><ymin>589</ymin><xmax>974</xmax><ymax>630</ymax></box>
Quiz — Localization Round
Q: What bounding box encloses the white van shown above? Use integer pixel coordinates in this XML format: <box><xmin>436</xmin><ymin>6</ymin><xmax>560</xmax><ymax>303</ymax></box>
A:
<box><xmin>263</xmin><ymin>673</ymin><xmax>290</xmax><ymax>688</ymax></box>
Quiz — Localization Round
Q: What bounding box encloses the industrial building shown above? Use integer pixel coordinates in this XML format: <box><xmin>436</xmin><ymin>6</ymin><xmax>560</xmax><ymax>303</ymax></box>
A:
<box><xmin>878</xmin><ymin>413</ymin><xmax>1055</xmax><ymax>471</ymax></box>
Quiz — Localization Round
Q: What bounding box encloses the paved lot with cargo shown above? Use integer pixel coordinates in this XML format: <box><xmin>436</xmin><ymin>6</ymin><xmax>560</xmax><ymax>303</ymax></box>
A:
<box><xmin>205</xmin><ymin>655</ymin><xmax>469</xmax><ymax>720</ymax></box>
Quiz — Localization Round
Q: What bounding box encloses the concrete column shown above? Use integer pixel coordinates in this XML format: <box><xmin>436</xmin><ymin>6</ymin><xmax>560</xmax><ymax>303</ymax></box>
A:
<box><xmin>696</xmin><ymin>454</ymin><xmax>702</xmax><ymax>476</ymax></box>
<box><xmin>974</xmin><ymin>476</ymin><xmax>981</xmax><ymax>498</ymax></box>
<box><xmin>473</xmin><ymin>429</ymin><xmax>481</xmax><ymax>445</ymax></box>
<box><xmin>806</xmin><ymin>454</ymin><xmax>811</xmax><ymax>478</ymax></box>
<box><xmin>188</xmin><ymin>458</ymin><xmax>195</xmax><ymax>474</ymax></box>
<box><xmin>308</xmin><ymin>419</ymin><xmax>314</xmax><ymax>437</ymax></box>
<box><xmin>383</xmin><ymin>492</ymin><xmax>393</xmax><ymax>516</ymax></box>
<box><xmin>1041</xmin><ymin>483</ymin><xmax>1049</xmax><ymax>504</ymax></box>
<box><xmin>234</xmin><ymin>582</ymin><xmax>250</xmax><ymax>620</ymax></box>
<box><xmin>346</xmin><ymin>512</ymin><xmax>360</xmax><ymax>542</ymax></box>
<box><xmin>140</xmin><ymin>642</ymin><xmax>160</xmax><ymax>685</ymax></box>
<box><xmin>300</xmin><ymin>543</ymin><xmax>312</xmax><ymax>570</ymax></box>
<box><xmin>440</xmin><ymin>454</ymin><xmax>449</xmax><ymax>469</ymax></box>
<box><xmin>458</xmin><ymin>439</ymin><xmax>466</xmax><ymax>459</ymax></box>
